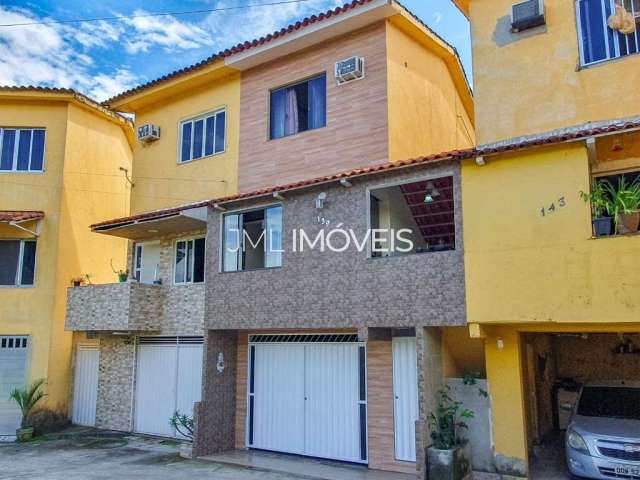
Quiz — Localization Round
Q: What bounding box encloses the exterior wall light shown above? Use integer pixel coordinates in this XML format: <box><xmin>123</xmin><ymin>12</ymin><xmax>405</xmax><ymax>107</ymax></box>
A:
<box><xmin>316</xmin><ymin>192</ymin><xmax>327</xmax><ymax>209</ymax></box>
<box><xmin>497</xmin><ymin>337</ymin><xmax>505</xmax><ymax>350</ymax></box>
<box><xmin>216</xmin><ymin>352</ymin><xmax>225</xmax><ymax>373</ymax></box>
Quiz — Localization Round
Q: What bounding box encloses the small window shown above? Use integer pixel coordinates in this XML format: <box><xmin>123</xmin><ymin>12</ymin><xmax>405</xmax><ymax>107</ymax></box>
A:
<box><xmin>0</xmin><ymin>128</ymin><xmax>45</xmax><ymax>172</ymax></box>
<box><xmin>270</xmin><ymin>74</ymin><xmax>326</xmax><ymax>140</ymax></box>
<box><xmin>0</xmin><ymin>240</ymin><xmax>37</xmax><ymax>286</ymax></box>
<box><xmin>586</xmin><ymin>170</ymin><xmax>640</xmax><ymax>237</ymax></box>
<box><xmin>179</xmin><ymin>110</ymin><xmax>226</xmax><ymax>163</ymax></box>
<box><xmin>174</xmin><ymin>238</ymin><xmax>205</xmax><ymax>284</ymax></box>
<box><xmin>369</xmin><ymin>177</ymin><xmax>455</xmax><ymax>258</ymax></box>
<box><xmin>222</xmin><ymin>205</ymin><xmax>283</xmax><ymax>272</ymax></box>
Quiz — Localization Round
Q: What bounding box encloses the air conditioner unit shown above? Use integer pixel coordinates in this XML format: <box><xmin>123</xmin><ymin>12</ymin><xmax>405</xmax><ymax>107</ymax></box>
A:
<box><xmin>137</xmin><ymin>123</ymin><xmax>160</xmax><ymax>143</ymax></box>
<box><xmin>335</xmin><ymin>56</ymin><xmax>365</xmax><ymax>85</ymax></box>
<box><xmin>511</xmin><ymin>0</ymin><xmax>546</xmax><ymax>32</ymax></box>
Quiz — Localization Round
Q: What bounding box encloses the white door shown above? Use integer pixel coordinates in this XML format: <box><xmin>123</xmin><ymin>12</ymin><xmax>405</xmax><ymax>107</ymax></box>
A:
<box><xmin>392</xmin><ymin>337</ymin><xmax>418</xmax><ymax>462</ymax></box>
<box><xmin>134</xmin><ymin>337</ymin><xmax>203</xmax><ymax>437</ymax></box>
<box><xmin>72</xmin><ymin>346</ymin><xmax>99</xmax><ymax>426</ymax></box>
<box><xmin>249</xmin><ymin>336</ymin><xmax>366</xmax><ymax>464</ymax></box>
<box><xmin>0</xmin><ymin>336</ymin><xmax>28</xmax><ymax>440</ymax></box>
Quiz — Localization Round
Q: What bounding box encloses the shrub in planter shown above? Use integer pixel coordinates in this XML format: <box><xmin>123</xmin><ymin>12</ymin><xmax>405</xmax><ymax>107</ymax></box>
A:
<box><xmin>580</xmin><ymin>182</ymin><xmax>614</xmax><ymax>237</ymax></box>
<box><xmin>427</xmin><ymin>386</ymin><xmax>474</xmax><ymax>480</ymax></box>
<box><xmin>9</xmin><ymin>379</ymin><xmax>46</xmax><ymax>442</ymax></box>
<box><xmin>170</xmin><ymin>411</ymin><xmax>195</xmax><ymax>458</ymax></box>
<box><xmin>26</xmin><ymin>408</ymin><xmax>70</xmax><ymax>436</ymax></box>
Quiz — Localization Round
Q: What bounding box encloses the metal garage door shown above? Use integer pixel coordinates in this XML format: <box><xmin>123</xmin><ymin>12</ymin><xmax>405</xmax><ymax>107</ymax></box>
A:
<box><xmin>134</xmin><ymin>336</ymin><xmax>203</xmax><ymax>437</ymax></box>
<box><xmin>247</xmin><ymin>334</ymin><xmax>367</xmax><ymax>464</ymax></box>
<box><xmin>0</xmin><ymin>336</ymin><xmax>28</xmax><ymax>441</ymax></box>
<box><xmin>392</xmin><ymin>336</ymin><xmax>418</xmax><ymax>462</ymax></box>
<box><xmin>72</xmin><ymin>346</ymin><xmax>99</xmax><ymax>426</ymax></box>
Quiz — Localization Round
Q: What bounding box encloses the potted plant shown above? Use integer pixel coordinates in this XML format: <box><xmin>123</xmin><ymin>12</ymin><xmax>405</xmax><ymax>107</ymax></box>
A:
<box><xmin>70</xmin><ymin>275</ymin><xmax>89</xmax><ymax>287</ymax></box>
<box><xmin>170</xmin><ymin>411</ymin><xmax>194</xmax><ymax>458</ymax></box>
<box><xmin>110</xmin><ymin>259</ymin><xmax>129</xmax><ymax>283</ymax></box>
<box><xmin>580</xmin><ymin>181</ymin><xmax>615</xmax><ymax>237</ymax></box>
<box><xmin>9</xmin><ymin>379</ymin><xmax>46</xmax><ymax>442</ymax></box>
<box><xmin>604</xmin><ymin>176</ymin><xmax>640</xmax><ymax>234</ymax></box>
<box><xmin>427</xmin><ymin>385</ymin><xmax>473</xmax><ymax>480</ymax></box>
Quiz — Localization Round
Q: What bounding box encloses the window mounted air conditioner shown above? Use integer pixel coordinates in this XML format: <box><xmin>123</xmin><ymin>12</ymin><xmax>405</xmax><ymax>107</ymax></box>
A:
<box><xmin>335</xmin><ymin>56</ymin><xmax>365</xmax><ymax>85</ymax></box>
<box><xmin>511</xmin><ymin>0</ymin><xmax>546</xmax><ymax>32</ymax></box>
<box><xmin>137</xmin><ymin>124</ymin><xmax>160</xmax><ymax>143</ymax></box>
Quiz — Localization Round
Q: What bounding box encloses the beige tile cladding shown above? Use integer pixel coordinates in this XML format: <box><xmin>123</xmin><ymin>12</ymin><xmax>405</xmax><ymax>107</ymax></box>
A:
<box><xmin>70</xmin><ymin>230</ymin><xmax>207</xmax><ymax>431</ymax></box>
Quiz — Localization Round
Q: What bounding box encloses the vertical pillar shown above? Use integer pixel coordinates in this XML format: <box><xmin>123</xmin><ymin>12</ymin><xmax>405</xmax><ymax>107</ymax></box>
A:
<box><xmin>192</xmin><ymin>329</ymin><xmax>238</xmax><ymax>457</ymax></box>
<box><xmin>485</xmin><ymin>328</ymin><xmax>528</xmax><ymax>477</ymax></box>
<box><xmin>416</xmin><ymin>327</ymin><xmax>444</xmax><ymax>480</ymax></box>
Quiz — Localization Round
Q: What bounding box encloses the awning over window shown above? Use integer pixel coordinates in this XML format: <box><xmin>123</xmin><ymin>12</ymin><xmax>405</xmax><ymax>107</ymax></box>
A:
<box><xmin>91</xmin><ymin>203</ymin><xmax>208</xmax><ymax>241</ymax></box>
<box><xmin>0</xmin><ymin>210</ymin><xmax>44</xmax><ymax>237</ymax></box>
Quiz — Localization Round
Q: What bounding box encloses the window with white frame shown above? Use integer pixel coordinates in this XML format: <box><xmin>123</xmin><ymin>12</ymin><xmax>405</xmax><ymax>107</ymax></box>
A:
<box><xmin>179</xmin><ymin>110</ymin><xmax>226</xmax><ymax>163</ymax></box>
<box><xmin>0</xmin><ymin>128</ymin><xmax>45</xmax><ymax>172</ymax></box>
<box><xmin>0</xmin><ymin>240</ymin><xmax>37</xmax><ymax>286</ymax></box>
<box><xmin>133</xmin><ymin>244</ymin><xmax>143</xmax><ymax>282</ymax></box>
<box><xmin>174</xmin><ymin>238</ymin><xmax>205</xmax><ymax>284</ymax></box>
<box><xmin>577</xmin><ymin>0</ymin><xmax>640</xmax><ymax>65</ymax></box>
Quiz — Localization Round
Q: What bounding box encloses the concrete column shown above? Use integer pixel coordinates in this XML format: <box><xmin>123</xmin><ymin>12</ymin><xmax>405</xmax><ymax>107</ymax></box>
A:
<box><xmin>485</xmin><ymin>328</ymin><xmax>528</xmax><ymax>477</ymax></box>
<box><xmin>416</xmin><ymin>327</ymin><xmax>444</xmax><ymax>480</ymax></box>
<box><xmin>193</xmin><ymin>329</ymin><xmax>238</xmax><ymax>457</ymax></box>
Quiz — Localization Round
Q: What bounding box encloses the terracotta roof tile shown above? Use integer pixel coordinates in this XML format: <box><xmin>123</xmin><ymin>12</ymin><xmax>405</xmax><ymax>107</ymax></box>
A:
<box><xmin>105</xmin><ymin>0</ymin><xmax>469</xmax><ymax>106</ymax></box>
<box><xmin>90</xmin><ymin>116</ymin><xmax>640</xmax><ymax>231</ymax></box>
<box><xmin>0</xmin><ymin>211</ymin><xmax>45</xmax><ymax>222</ymax></box>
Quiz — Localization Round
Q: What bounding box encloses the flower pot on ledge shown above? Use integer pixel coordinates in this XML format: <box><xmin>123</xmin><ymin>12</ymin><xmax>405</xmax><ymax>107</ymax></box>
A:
<box><xmin>592</xmin><ymin>217</ymin><xmax>613</xmax><ymax>237</ymax></box>
<box><xmin>617</xmin><ymin>211</ymin><xmax>640</xmax><ymax>234</ymax></box>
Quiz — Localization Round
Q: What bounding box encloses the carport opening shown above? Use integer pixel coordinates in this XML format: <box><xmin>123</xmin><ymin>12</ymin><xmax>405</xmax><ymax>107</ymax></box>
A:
<box><xmin>522</xmin><ymin>332</ymin><xmax>640</xmax><ymax>479</ymax></box>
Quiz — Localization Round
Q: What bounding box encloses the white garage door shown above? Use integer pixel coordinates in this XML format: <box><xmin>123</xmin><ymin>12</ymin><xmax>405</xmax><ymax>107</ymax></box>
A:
<box><xmin>247</xmin><ymin>334</ymin><xmax>367</xmax><ymax>464</ymax></box>
<box><xmin>72</xmin><ymin>346</ymin><xmax>99</xmax><ymax>426</ymax></box>
<box><xmin>0</xmin><ymin>336</ymin><xmax>29</xmax><ymax>441</ymax></box>
<box><xmin>392</xmin><ymin>336</ymin><xmax>418</xmax><ymax>462</ymax></box>
<box><xmin>134</xmin><ymin>336</ymin><xmax>203</xmax><ymax>437</ymax></box>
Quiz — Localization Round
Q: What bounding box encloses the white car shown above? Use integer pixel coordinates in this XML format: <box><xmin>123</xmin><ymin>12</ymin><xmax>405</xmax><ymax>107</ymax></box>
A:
<box><xmin>566</xmin><ymin>384</ymin><xmax>640</xmax><ymax>479</ymax></box>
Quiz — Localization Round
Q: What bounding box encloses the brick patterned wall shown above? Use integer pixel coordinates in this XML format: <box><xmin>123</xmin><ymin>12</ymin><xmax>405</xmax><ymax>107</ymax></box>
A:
<box><xmin>205</xmin><ymin>161</ymin><xmax>466</xmax><ymax>331</ymax></box>
<box><xmin>238</xmin><ymin>22</ymin><xmax>389</xmax><ymax>192</ymax></box>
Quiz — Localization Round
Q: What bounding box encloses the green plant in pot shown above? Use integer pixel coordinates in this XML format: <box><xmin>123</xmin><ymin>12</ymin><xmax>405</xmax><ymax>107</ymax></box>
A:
<box><xmin>9</xmin><ymin>378</ymin><xmax>46</xmax><ymax>442</ymax></box>
<box><xmin>605</xmin><ymin>176</ymin><xmax>640</xmax><ymax>234</ymax></box>
<box><xmin>580</xmin><ymin>181</ymin><xmax>615</xmax><ymax>237</ymax></box>
<box><xmin>427</xmin><ymin>385</ymin><xmax>474</xmax><ymax>480</ymax></box>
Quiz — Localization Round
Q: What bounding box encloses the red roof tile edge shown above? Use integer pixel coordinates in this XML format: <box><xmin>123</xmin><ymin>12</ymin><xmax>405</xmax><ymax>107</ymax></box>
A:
<box><xmin>90</xmin><ymin>117</ymin><xmax>640</xmax><ymax>231</ymax></box>
<box><xmin>0</xmin><ymin>211</ymin><xmax>45</xmax><ymax>222</ymax></box>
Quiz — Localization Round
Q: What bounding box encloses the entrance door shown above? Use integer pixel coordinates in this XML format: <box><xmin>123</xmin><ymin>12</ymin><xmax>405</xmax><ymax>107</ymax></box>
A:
<box><xmin>72</xmin><ymin>346</ymin><xmax>99</xmax><ymax>426</ymax></box>
<box><xmin>248</xmin><ymin>334</ymin><xmax>367</xmax><ymax>464</ymax></box>
<box><xmin>0</xmin><ymin>336</ymin><xmax>28</xmax><ymax>439</ymax></box>
<box><xmin>134</xmin><ymin>337</ymin><xmax>203</xmax><ymax>437</ymax></box>
<box><xmin>392</xmin><ymin>336</ymin><xmax>418</xmax><ymax>462</ymax></box>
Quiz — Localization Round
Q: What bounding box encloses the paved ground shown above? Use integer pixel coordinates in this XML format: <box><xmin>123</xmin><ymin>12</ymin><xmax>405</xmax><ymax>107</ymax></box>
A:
<box><xmin>0</xmin><ymin>431</ymin><xmax>300</xmax><ymax>480</ymax></box>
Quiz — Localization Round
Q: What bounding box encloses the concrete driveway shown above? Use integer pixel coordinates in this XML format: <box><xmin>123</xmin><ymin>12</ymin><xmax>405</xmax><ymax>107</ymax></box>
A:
<box><xmin>0</xmin><ymin>431</ymin><xmax>299</xmax><ymax>480</ymax></box>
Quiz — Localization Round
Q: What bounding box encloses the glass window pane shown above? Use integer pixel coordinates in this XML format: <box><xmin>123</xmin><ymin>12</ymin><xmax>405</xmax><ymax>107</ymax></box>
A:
<box><xmin>30</xmin><ymin>129</ymin><xmax>45</xmax><ymax>171</ymax></box>
<box><xmin>193</xmin><ymin>238</ymin><xmax>205</xmax><ymax>283</ymax></box>
<box><xmin>186</xmin><ymin>239</ymin><xmax>194</xmax><ymax>282</ymax></box>
<box><xmin>579</xmin><ymin>0</ymin><xmax>609</xmax><ymax>64</ymax></box>
<box><xmin>205</xmin><ymin>116</ymin><xmax>215</xmax><ymax>156</ymax></box>
<box><xmin>193</xmin><ymin>120</ymin><xmax>204</xmax><ymax>159</ymax></box>
<box><xmin>175</xmin><ymin>241</ymin><xmax>186</xmax><ymax>283</ymax></box>
<box><xmin>215</xmin><ymin>111</ymin><xmax>225</xmax><ymax>153</ymax></box>
<box><xmin>308</xmin><ymin>75</ymin><xmax>327</xmax><ymax>130</ymax></box>
<box><xmin>17</xmin><ymin>130</ymin><xmax>32</xmax><ymax>171</ymax></box>
<box><xmin>265</xmin><ymin>206</ymin><xmax>283</xmax><ymax>268</ymax></box>
<box><xmin>181</xmin><ymin>122</ymin><xmax>192</xmax><ymax>163</ymax></box>
<box><xmin>270</xmin><ymin>89</ymin><xmax>286</xmax><ymax>139</ymax></box>
<box><xmin>0</xmin><ymin>241</ymin><xmax>20</xmax><ymax>285</ymax></box>
<box><xmin>20</xmin><ymin>241</ymin><xmax>36</xmax><ymax>285</ymax></box>
<box><xmin>223</xmin><ymin>214</ymin><xmax>241</xmax><ymax>272</ymax></box>
<box><xmin>293</xmin><ymin>82</ymin><xmax>308</xmax><ymax>134</ymax></box>
<box><xmin>1</xmin><ymin>129</ymin><xmax>16</xmax><ymax>171</ymax></box>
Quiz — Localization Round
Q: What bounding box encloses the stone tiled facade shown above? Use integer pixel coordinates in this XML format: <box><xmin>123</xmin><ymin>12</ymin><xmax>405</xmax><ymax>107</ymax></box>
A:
<box><xmin>68</xmin><ymin>229</ymin><xmax>207</xmax><ymax>431</ymax></box>
<box><xmin>205</xmin><ymin>161</ymin><xmax>466</xmax><ymax>330</ymax></box>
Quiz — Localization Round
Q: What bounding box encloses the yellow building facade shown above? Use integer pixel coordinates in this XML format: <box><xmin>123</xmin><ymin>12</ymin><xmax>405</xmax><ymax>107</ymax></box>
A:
<box><xmin>0</xmin><ymin>88</ymin><xmax>133</xmax><ymax>430</ymax></box>
<box><xmin>458</xmin><ymin>0</ymin><xmax>640</xmax><ymax>477</ymax></box>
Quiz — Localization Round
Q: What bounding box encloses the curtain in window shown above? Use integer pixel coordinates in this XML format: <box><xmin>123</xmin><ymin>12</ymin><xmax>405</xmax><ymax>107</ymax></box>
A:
<box><xmin>308</xmin><ymin>75</ymin><xmax>327</xmax><ymax>130</ymax></box>
<box><xmin>223</xmin><ymin>214</ymin><xmax>242</xmax><ymax>272</ymax></box>
<box><xmin>0</xmin><ymin>241</ymin><xmax>20</xmax><ymax>285</ymax></box>
<box><xmin>285</xmin><ymin>88</ymin><xmax>299</xmax><ymax>136</ymax></box>
<box><xmin>265</xmin><ymin>206</ymin><xmax>283</xmax><ymax>268</ymax></box>
<box><xmin>270</xmin><ymin>89</ymin><xmax>286</xmax><ymax>139</ymax></box>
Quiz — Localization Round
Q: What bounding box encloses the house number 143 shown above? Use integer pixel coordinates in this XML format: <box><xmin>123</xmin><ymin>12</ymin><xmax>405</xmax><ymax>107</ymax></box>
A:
<box><xmin>540</xmin><ymin>197</ymin><xmax>566</xmax><ymax>217</ymax></box>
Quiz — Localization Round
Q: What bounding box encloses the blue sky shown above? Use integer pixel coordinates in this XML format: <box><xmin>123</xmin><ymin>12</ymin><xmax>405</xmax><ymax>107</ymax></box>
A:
<box><xmin>0</xmin><ymin>0</ymin><xmax>471</xmax><ymax>101</ymax></box>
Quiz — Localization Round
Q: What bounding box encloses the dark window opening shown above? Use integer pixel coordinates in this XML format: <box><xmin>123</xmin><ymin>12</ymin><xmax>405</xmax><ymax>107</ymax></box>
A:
<box><xmin>270</xmin><ymin>74</ymin><xmax>326</xmax><ymax>140</ymax></box>
<box><xmin>174</xmin><ymin>238</ymin><xmax>205</xmax><ymax>284</ymax></box>
<box><xmin>0</xmin><ymin>240</ymin><xmax>37</xmax><ymax>286</ymax></box>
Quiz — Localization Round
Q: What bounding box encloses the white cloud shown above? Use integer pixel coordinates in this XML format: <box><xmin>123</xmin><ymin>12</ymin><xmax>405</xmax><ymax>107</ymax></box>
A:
<box><xmin>433</xmin><ymin>12</ymin><xmax>443</xmax><ymax>25</ymax></box>
<box><xmin>122</xmin><ymin>11</ymin><xmax>212</xmax><ymax>54</ymax></box>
